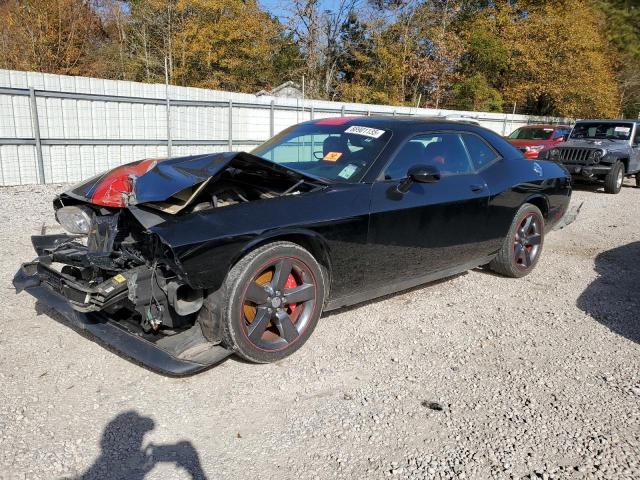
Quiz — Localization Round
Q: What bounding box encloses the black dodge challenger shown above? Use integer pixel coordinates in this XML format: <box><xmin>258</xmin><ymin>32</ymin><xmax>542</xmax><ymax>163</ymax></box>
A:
<box><xmin>14</xmin><ymin>117</ymin><xmax>572</xmax><ymax>374</ymax></box>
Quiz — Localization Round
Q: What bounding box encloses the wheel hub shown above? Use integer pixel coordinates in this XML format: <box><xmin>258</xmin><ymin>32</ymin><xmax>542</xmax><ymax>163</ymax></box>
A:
<box><xmin>270</xmin><ymin>296</ymin><xmax>283</xmax><ymax>308</ymax></box>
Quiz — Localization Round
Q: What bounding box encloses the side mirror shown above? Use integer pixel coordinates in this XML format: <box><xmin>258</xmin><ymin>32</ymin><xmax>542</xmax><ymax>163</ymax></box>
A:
<box><xmin>408</xmin><ymin>165</ymin><xmax>441</xmax><ymax>183</ymax></box>
<box><xmin>397</xmin><ymin>165</ymin><xmax>440</xmax><ymax>193</ymax></box>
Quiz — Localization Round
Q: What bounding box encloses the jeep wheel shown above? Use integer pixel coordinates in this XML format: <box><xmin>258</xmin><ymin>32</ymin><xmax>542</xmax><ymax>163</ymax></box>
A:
<box><xmin>635</xmin><ymin>173</ymin><xmax>640</xmax><ymax>188</ymax></box>
<box><xmin>604</xmin><ymin>161</ymin><xmax>625</xmax><ymax>194</ymax></box>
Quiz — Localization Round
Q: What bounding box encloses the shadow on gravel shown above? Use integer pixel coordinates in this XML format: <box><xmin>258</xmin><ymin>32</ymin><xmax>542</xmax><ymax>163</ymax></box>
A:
<box><xmin>71</xmin><ymin>411</ymin><xmax>207</xmax><ymax>480</ymax></box>
<box><xmin>577</xmin><ymin>241</ymin><xmax>640</xmax><ymax>345</ymax></box>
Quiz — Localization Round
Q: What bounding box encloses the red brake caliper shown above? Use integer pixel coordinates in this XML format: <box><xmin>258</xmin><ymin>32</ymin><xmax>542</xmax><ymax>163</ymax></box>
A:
<box><xmin>284</xmin><ymin>274</ymin><xmax>298</xmax><ymax>314</ymax></box>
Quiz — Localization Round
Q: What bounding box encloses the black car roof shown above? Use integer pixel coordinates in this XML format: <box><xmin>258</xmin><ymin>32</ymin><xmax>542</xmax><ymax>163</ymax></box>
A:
<box><xmin>303</xmin><ymin>115</ymin><xmax>490</xmax><ymax>131</ymax></box>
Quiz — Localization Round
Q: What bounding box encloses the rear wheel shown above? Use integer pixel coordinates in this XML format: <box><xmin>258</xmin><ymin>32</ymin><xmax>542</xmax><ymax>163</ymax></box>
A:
<box><xmin>212</xmin><ymin>241</ymin><xmax>326</xmax><ymax>363</ymax></box>
<box><xmin>635</xmin><ymin>173</ymin><xmax>640</xmax><ymax>188</ymax></box>
<box><xmin>604</xmin><ymin>161</ymin><xmax>625</xmax><ymax>194</ymax></box>
<box><xmin>489</xmin><ymin>203</ymin><xmax>544</xmax><ymax>278</ymax></box>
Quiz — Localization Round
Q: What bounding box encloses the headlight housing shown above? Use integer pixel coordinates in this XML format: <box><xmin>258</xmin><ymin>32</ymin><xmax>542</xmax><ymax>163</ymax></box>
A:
<box><xmin>589</xmin><ymin>149</ymin><xmax>604</xmax><ymax>163</ymax></box>
<box><xmin>548</xmin><ymin>148</ymin><xmax>560</xmax><ymax>161</ymax></box>
<box><xmin>55</xmin><ymin>205</ymin><xmax>94</xmax><ymax>234</ymax></box>
<box><xmin>525</xmin><ymin>145</ymin><xmax>545</xmax><ymax>152</ymax></box>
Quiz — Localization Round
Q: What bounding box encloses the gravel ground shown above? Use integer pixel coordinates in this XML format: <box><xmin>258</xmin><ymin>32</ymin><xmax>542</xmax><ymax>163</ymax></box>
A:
<box><xmin>0</xmin><ymin>181</ymin><xmax>639</xmax><ymax>480</ymax></box>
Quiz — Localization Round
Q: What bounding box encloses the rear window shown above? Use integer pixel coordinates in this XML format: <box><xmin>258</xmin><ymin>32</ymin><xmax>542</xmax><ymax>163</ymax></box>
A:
<box><xmin>509</xmin><ymin>127</ymin><xmax>554</xmax><ymax>140</ymax></box>
<box><xmin>570</xmin><ymin>122</ymin><xmax>633</xmax><ymax>141</ymax></box>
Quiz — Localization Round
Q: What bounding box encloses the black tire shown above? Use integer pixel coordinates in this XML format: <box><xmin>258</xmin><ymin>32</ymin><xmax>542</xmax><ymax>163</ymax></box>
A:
<box><xmin>204</xmin><ymin>241</ymin><xmax>326</xmax><ymax>363</ymax></box>
<box><xmin>635</xmin><ymin>173</ymin><xmax>640</xmax><ymax>188</ymax></box>
<box><xmin>489</xmin><ymin>203</ymin><xmax>545</xmax><ymax>278</ymax></box>
<box><xmin>604</xmin><ymin>161</ymin><xmax>625</xmax><ymax>194</ymax></box>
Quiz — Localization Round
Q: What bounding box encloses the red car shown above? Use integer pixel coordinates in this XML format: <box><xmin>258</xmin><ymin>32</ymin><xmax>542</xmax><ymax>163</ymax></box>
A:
<box><xmin>507</xmin><ymin>124</ymin><xmax>572</xmax><ymax>159</ymax></box>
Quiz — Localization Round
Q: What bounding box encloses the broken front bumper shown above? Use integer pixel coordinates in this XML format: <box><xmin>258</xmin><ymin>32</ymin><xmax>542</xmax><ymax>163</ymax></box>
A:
<box><xmin>13</xmin><ymin>262</ymin><xmax>232</xmax><ymax>375</ymax></box>
<box><xmin>563</xmin><ymin>164</ymin><xmax>612</xmax><ymax>177</ymax></box>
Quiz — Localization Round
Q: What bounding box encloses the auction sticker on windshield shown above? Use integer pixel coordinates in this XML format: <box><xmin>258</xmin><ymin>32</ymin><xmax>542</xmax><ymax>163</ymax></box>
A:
<box><xmin>338</xmin><ymin>164</ymin><xmax>358</xmax><ymax>179</ymax></box>
<box><xmin>344</xmin><ymin>126</ymin><xmax>386</xmax><ymax>138</ymax></box>
<box><xmin>614</xmin><ymin>126</ymin><xmax>631</xmax><ymax>134</ymax></box>
<box><xmin>323</xmin><ymin>151</ymin><xmax>343</xmax><ymax>162</ymax></box>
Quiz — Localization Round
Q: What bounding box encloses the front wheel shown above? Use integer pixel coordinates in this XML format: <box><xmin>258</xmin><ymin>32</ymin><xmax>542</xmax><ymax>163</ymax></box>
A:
<box><xmin>604</xmin><ymin>161</ymin><xmax>625</xmax><ymax>194</ymax></box>
<box><xmin>489</xmin><ymin>203</ymin><xmax>545</xmax><ymax>278</ymax></box>
<box><xmin>211</xmin><ymin>241</ymin><xmax>326</xmax><ymax>363</ymax></box>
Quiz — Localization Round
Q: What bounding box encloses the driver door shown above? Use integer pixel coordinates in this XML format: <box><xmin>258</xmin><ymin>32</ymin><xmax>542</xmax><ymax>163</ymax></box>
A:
<box><xmin>365</xmin><ymin>132</ymin><xmax>491</xmax><ymax>290</ymax></box>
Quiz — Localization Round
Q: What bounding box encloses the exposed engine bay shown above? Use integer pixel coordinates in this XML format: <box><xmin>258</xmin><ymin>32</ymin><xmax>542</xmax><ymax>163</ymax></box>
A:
<box><xmin>149</xmin><ymin>175</ymin><xmax>311</xmax><ymax>215</ymax></box>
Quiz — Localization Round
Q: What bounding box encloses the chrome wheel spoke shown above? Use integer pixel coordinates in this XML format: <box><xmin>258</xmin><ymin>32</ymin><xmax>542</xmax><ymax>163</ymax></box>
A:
<box><xmin>523</xmin><ymin>248</ymin><xmax>532</xmax><ymax>267</ymax></box>
<box><xmin>528</xmin><ymin>234</ymin><xmax>542</xmax><ymax>246</ymax></box>
<box><xmin>514</xmin><ymin>244</ymin><xmax>524</xmax><ymax>263</ymax></box>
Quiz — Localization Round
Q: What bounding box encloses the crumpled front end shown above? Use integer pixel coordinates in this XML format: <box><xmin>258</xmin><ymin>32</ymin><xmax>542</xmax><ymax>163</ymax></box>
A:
<box><xmin>13</xmin><ymin>208</ymin><xmax>231</xmax><ymax>375</ymax></box>
<box><xmin>14</xmin><ymin>150</ymin><xmax>325</xmax><ymax>374</ymax></box>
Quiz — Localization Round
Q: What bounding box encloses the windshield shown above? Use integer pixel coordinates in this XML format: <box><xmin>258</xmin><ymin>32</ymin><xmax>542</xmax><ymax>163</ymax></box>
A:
<box><xmin>570</xmin><ymin>122</ymin><xmax>633</xmax><ymax>141</ymax></box>
<box><xmin>251</xmin><ymin>121</ymin><xmax>392</xmax><ymax>182</ymax></box>
<box><xmin>508</xmin><ymin>127</ymin><xmax>554</xmax><ymax>140</ymax></box>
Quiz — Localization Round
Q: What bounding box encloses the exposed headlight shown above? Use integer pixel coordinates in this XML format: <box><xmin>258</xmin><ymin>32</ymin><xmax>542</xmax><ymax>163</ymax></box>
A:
<box><xmin>589</xmin><ymin>149</ymin><xmax>604</xmax><ymax>163</ymax></box>
<box><xmin>548</xmin><ymin>148</ymin><xmax>560</xmax><ymax>160</ymax></box>
<box><xmin>55</xmin><ymin>206</ymin><xmax>93</xmax><ymax>234</ymax></box>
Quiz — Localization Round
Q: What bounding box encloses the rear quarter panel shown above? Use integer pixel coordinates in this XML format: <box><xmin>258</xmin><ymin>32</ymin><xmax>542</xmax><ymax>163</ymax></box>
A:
<box><xmin>481</xmin><ymin>155</ymin><xmax>571</xmax><ymax>252</ymax></box>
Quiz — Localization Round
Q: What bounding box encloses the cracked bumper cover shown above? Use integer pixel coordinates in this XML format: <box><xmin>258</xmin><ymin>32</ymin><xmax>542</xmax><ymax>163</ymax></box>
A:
<box><xmin>13</xmin><ymin>262</ymin><xmax>232</xmax><ymax>375</ymax></box>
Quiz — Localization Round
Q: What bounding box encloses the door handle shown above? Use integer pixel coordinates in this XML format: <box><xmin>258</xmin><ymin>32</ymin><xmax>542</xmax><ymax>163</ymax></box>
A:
<box><xmin>469</xmin><ymin>184</ymin><xmax>485</xmax><ymax>192</ymax></box>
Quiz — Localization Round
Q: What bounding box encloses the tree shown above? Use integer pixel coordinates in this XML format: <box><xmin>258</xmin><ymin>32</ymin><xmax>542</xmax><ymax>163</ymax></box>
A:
<box><xmin>0</xmin><ymin>0</ymin><xmax>106</xmax><ymax>75</ymax></box>
<box><xmin>598</xmin><ymin>0</ymin><xmax>640</xmax><ymax>117</ymax></box>
<box><xmin>460</xmin><ymin>0</ymin><xmax>619</xmax><ymax>117</ymax></box>
<box><xmin>450</xmin><ymin>73</ymin><xmax>503</xmax><ymax>111</ymax></box>
<box><xmin>407</xmin><ymin>0</ymin><xmax>465</xmax><ymax>108</ymax></box>
<box><xmin>284</xmin><ymin>0</ymin><xmax>360</xmax><ymax>99</ymax></box>
<box><xmin>97</xmin><ymin>0</ymin><xmax>293</xmax><ymax>92</ymax></box>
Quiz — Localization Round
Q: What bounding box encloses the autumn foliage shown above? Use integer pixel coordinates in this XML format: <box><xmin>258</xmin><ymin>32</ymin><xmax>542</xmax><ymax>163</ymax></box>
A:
<box><xmin>0</xmin><ymin>0</ymin><xmax>638</xmax><ymax>118</ymax></box>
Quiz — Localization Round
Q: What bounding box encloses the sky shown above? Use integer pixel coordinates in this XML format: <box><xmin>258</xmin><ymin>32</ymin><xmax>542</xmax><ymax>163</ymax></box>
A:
<box><xmin>259</xmin><ymin>0</ymin><xmax>350</xmax><ymax>21</ymax></box>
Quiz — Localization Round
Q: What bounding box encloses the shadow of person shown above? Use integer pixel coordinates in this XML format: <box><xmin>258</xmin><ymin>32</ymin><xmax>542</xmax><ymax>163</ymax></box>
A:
<box><xmin>76</xmin><ymin>411</ymin><xmax>207</xmax><ymax>480</ymax></box>
<box><xmin>577</xmin><ymin>241</ymin><xmax>640</xmax><ymax>345</ymax></box>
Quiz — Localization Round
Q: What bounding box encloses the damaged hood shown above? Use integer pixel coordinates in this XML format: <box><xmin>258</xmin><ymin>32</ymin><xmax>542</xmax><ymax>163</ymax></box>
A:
<box><xmin>62</xmin><ymin>151</ymin><xmax>323</xmax><ymax>207</ymax></box>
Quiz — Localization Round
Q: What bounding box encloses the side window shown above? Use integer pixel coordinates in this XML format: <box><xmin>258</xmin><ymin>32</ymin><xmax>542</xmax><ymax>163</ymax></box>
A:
<box><xmin>384</xmin><ymin>133</ymin><xmax>473</xmax><ymax>179</ymax></box>
<box><xmin>461</xmin><ymin>133</ymin><xmax>499</xmax><ymax>170</ymax></box>
<box><xmin>552</xmin><ymin>129</ymin><xmax>564</xmax><ymax>139</ymax></box>
<box><xmin>634</xmin><ymin>125</ymin><xmax>640</xmax><ymax>145</ymax></box>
